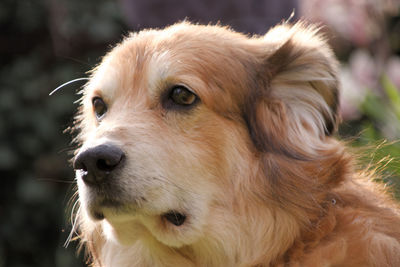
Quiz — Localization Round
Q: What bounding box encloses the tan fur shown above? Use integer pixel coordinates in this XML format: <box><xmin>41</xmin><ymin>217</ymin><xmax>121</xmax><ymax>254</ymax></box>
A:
<box><xmin>72</xmin><ymin>22</ymin><xmax>400</xmax><ymax>266</ymax></box>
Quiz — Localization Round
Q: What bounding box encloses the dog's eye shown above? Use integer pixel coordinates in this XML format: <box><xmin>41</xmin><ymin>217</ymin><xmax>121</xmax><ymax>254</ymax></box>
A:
<box><xmin>168</xmin><ymin>86</ymin><xmax>198</xmax><ymax>107</ymax></box>
<box><xmin>92</xmin><ymin>97</ymin><xmax>107</xmax><ymax>120</ymax></box>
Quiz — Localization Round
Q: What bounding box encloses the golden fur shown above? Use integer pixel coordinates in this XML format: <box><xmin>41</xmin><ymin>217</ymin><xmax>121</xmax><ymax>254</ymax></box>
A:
<box><xmin>71</xmin><ymin>22</ymin><xmax>400</xmax><ymax>266</ymax></box>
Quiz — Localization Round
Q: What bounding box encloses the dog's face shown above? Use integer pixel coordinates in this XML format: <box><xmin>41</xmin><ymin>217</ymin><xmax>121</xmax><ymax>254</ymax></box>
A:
<box><xmin>73</xmin><ymin>22</ymin><xmax>340</xmax><ymax>258</ymax></box>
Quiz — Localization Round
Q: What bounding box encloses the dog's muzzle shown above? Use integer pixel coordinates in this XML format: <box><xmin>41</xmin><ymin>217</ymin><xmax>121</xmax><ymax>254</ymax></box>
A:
<box><xmin>73</xmin><ymin>144</ymin><xmax>125</xmax><ymax>186</ymax></box>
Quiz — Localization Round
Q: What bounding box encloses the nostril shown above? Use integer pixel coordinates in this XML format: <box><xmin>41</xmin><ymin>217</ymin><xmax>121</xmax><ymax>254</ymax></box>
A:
<box><xmin>73</xmin><ymin>154</ymin><xmax>85</xmax><ymax>171</ymax></box>
<box><xmin>80</xmin><ymin>163</ymin><xmax>88</xmax><ymax>172</ymax></box>
<box><xmin>96</xmin><ymin>158</ymin><xmax>119</xmax><ymax>172</ymax></box>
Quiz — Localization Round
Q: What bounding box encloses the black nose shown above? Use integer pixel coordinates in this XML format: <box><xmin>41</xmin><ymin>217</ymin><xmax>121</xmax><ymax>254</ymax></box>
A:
<box><xmin>73</xmin><ymin>144</ymin><xmax>125</xmax><ymax>185</ymax></box>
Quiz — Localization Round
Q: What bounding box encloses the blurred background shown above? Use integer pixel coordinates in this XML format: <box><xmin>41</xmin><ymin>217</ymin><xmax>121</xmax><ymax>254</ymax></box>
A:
<box><xmin>0</xmin><ymin>0</ymin><xmax>399</xmax><ymax>266</ymax></box>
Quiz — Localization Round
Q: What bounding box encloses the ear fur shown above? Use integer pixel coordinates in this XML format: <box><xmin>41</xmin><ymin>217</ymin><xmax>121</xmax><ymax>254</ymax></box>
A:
<box><xmin>245</xmin><ymin>22</ymin><xmax>340</xmax><ymax>158</ymax></box>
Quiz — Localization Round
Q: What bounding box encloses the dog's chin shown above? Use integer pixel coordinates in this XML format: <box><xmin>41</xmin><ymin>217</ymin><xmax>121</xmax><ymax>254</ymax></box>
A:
<box><xmin>101</xmin><ymin>214</ymin><xmax>148</xmax><ymax>246</ymax></box>
<box><xmin>85</xmin><ymin>202</ymin><xmax>198</xmax><ymax>248</ymax></box>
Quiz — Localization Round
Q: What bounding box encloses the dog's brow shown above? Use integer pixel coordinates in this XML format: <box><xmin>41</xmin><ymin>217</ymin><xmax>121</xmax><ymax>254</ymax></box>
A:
<box><xmin>147</xmin><ymin>51</ymin><xmax>173</xmax><ymax>90</ymax></box>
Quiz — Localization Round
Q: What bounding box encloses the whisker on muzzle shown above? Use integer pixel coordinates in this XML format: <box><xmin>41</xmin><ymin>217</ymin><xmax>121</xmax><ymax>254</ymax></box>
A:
<box><xmin>64</xmin><ymin>191</ymin><xmax>80</xmax><ymax>248</ymax></box>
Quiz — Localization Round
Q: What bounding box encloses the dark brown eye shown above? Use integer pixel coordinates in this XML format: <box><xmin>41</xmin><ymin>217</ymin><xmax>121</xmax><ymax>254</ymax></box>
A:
<box><xmin>169</xmin><ymin>86</ymin><xmax>198</xmax><ymax>107</ymax></box>
<box><xmin>92</xmin><ymin>97</ymin><xmax>107</xmax><ymax>120</ymax></box>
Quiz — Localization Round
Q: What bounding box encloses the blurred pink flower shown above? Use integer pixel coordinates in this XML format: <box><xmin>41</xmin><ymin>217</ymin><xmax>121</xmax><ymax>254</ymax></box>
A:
<box><xmin>339</xmin><ymin>66</ymin><xmax>366</xmax><ymax>120</ymax></box>
<box><xmin>300</xmin><ymin>0</ymin><xmax>396</xmax><ymax>46</ymax></box>
<box><xmin>339</xmin><ymin>50</ymin><xmax>378</xmax><ymax>120</ymax></box>
<box><xmin>386</xmin><ymin>56</ymin><xmax>400</xmax><ymax>89</ymax></box>
<box><xmin>349</xmin><ymin>49</ymin><xmax>378</xmax><ymax>90</ymax></box>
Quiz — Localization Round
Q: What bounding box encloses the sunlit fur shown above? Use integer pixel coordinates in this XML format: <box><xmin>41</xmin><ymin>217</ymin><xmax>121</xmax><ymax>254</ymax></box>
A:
<box><xmin>72</xmin><ymin>22</ymin><xmax>400</xmax><ymax>266</ymax></box>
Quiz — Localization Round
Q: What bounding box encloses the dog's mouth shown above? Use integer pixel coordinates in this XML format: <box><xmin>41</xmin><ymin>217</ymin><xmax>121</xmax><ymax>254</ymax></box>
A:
<box><xmin>91</xmin><ymin>205</ymin><xmax>187</xmax><ymax>227</ymax></box>
<box><xmin>93</xmin><ymin>210</ymin><xmax>105</xmax><ymax>220</ymax></box>
<box><xmin>162</xmin><ymin>211</ymin><xmax>187</xmax><ymax>226</ymax></box>
<box><xmin>89</xmin><ymin>198</ymin><xmax>125</xmax><ymax>220</ymax></box>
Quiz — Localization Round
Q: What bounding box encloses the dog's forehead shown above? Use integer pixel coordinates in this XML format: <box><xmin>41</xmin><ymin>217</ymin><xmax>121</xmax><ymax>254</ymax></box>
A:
<box><xmin>86</xmin><ymin>24</ymin><xmax>255</xmax><ymax>112</ymax></box>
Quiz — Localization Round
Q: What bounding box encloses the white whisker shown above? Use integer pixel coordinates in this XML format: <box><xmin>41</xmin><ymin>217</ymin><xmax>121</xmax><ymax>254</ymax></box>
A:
<box><xmin>64</xmin><ymin>197</ymin><xmax>80</xmax><ymax>248</ymax></box>
<box><xmin>49</xmin><ymin>77</ymin><xmax>90</xmax><ymax>96</ymax></box>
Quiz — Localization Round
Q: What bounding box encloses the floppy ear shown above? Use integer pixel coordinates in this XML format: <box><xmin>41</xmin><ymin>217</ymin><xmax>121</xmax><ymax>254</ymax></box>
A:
<box><xmin>244</xmin><ymin>22</ymin><xmax>340</xmax><ymax>159</ymax></box>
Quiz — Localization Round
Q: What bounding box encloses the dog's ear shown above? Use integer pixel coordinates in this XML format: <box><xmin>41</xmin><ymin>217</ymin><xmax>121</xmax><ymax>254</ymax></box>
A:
<box><xmin>244</xmin><ymin>23</ymin><xmax>340</xmax><ymax>159</ymax></box>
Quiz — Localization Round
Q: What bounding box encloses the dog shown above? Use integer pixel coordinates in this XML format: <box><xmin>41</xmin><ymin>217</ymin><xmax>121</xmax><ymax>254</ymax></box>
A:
<box><xmin>70</xmin><ymin>22</ymin><xmax>400</xmax><ymax>266</ymax></box>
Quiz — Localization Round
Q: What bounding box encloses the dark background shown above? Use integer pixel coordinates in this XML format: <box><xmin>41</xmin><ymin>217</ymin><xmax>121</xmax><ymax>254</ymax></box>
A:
<box><xmin>0</xmin><ymin>1</ymin><xmax>399</xmax><ymax>266</ymax></box>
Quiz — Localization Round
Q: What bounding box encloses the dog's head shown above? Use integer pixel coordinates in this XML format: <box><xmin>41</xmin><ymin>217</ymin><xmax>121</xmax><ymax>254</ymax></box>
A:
<box><xmin>73</xmin><ymin>22</ymin><xmax>344</xmax><ymax>263</ymax></box>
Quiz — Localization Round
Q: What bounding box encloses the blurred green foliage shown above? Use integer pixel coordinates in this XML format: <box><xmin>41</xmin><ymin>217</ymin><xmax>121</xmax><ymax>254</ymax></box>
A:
<box><xmin>339</xmin><ymin>77</ymin><xmax>400</xmax><ymax>198</ymax></box>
